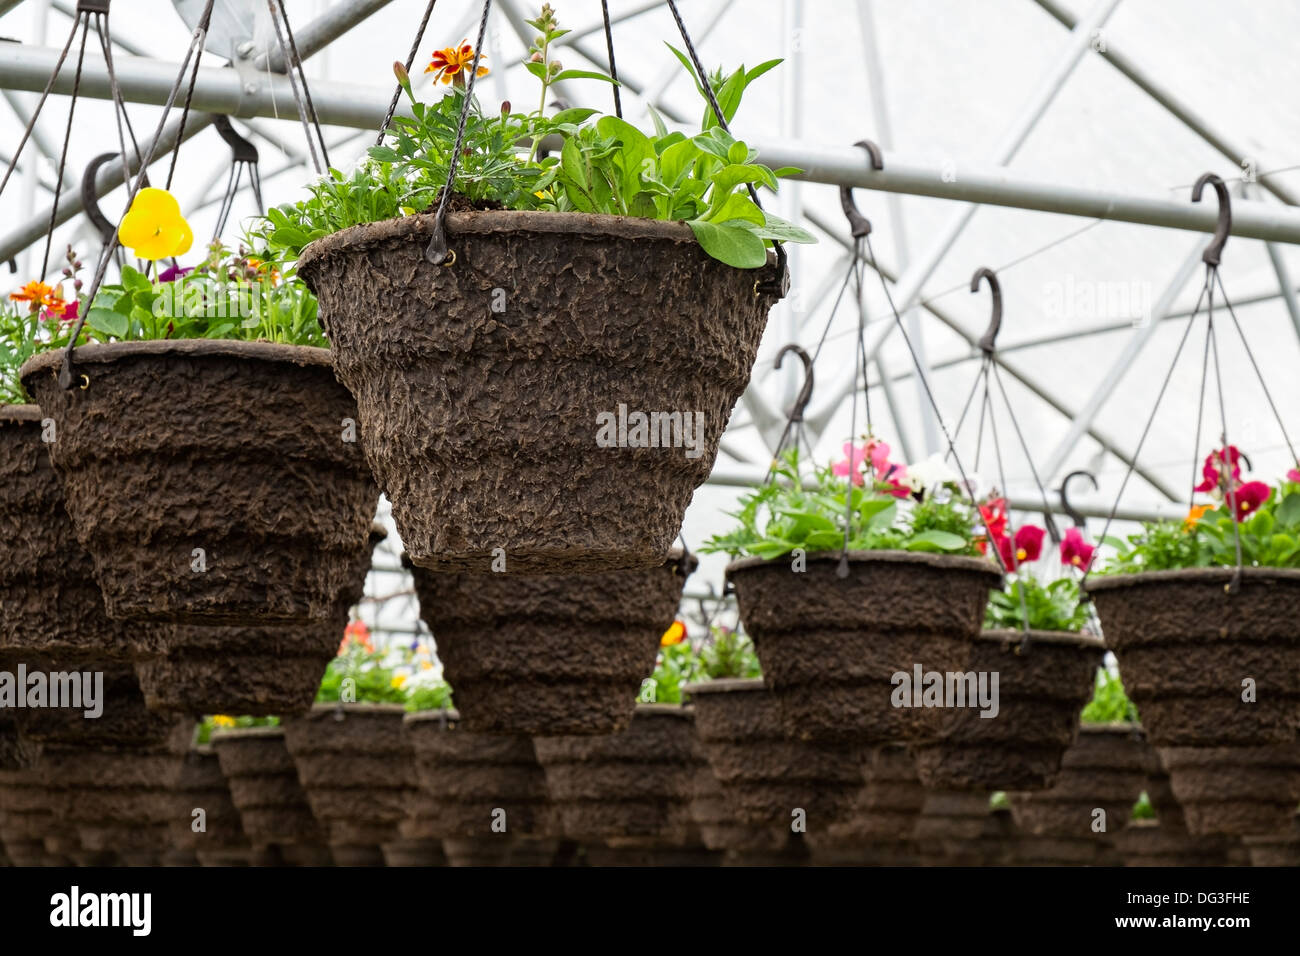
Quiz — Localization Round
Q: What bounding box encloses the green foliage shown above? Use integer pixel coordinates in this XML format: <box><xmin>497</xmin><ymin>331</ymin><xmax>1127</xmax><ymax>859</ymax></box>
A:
<box><xmin>404</xmin><ymin>679</ymin><xmax>454</xmax><ymax>713</ymax></box>
<box><xmin>701</xmin><ymin>449</ymin><xmax>980</xmax><ymax>561</ymax></box>
<box><xmin>1131</xmin><ymin>792</ymin><xmax>1155</xmax><ymax>820</ymax></box>
<box><xmin>984</xmin><ymin>576</ymin><xmax>1088</xmax><ymax>632</ymax></box>
<box><xmin>197</xmin><ymin>715</ymin><xmax>278</xmax><ymax>744</ymax></box>
<box><xmin>316</xmin><ymin>642</ymin><xmax>409</xmax><ymax>705</ymax></box>
<box><xmin>643</xmin><ymin>625</ymin><xmax>761</xmax><ymax>703</ymax></box>
<box><xmin>1080</xmin><ymin>667</ymin><xmax>1140</xmax><ymax>724</ymax></box>
<box><xmin>1101</xmin><ymin>481</ymin><xmax>1300</xmax><ymax>573</ymax></box>
<box><xmin>0</xmin><ymin>303</ymin><xmax>55</xmax><ymax>405</ymax></box>
<box><xmin>250</xmin><ymin>5</ymin><xmax>813</xmax><ymax>270</ymax></box>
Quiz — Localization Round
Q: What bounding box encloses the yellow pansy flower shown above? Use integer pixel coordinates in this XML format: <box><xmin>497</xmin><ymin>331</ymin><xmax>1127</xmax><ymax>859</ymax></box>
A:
<box><xmin>118</xmin><ymin>187</ymin><xmax>193</xmax><ymax>261</ymax></box>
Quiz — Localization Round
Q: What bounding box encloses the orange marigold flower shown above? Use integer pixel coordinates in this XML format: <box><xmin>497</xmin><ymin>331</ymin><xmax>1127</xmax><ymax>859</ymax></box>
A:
<box><xmin>1184</xmin><ymin>503</ymin><xmax>1213</xmax><ymax>531</ymax></box>
<box><xmin>425</xmin><ymin>40</ymin><xmax>489</xmax><ymax>86</ymax></box>
<box><xmin>660</xmin><ymin>620</ymin><xmax>687</xmax><ymax>647</ymax></box>
<box><xmin>9</xmin><ymin>280</ymin><xmax>64</xmax><ymax>313</ymax></box>
<box><xmin>340</xmin><ymin>619</ymin><xmax>373</xmax><ymax>655</ymax></box>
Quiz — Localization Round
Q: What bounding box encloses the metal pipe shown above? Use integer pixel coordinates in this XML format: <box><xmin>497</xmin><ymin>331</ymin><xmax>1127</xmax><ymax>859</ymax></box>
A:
<box><xmin>1032</xmin><ymin>0</ymin><xmax>1300</xmax><ymax>207</ymax></box>
<box><xmin>0</xmin><ymin>0</ymin><xmax>28</xmax><ymax>17</ymax></box>
<box><xmin>1037</xmin><ymin>238</ymin><xmax>1205</xmax><ymax>484</ymax></box>
<box><xmin>253</xmin><ymin>0</ymin><xmax>398</xmax><ymax>73</ymax></box>
<box><xmin>0</xmin><ymin>1</ymin><xmax>380</xmax><ymax>263</ymax></box>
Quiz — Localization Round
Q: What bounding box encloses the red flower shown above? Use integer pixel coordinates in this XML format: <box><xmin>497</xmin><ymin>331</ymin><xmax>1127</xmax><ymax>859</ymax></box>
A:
<box><xmin>1194</xmin><ymin>446</ymin><xmax>1242</xmax><ymax>493</ymax></box>
<box><xmin>1060</xmin><ymin>527</ymin><xmax>1095</xmax><ymax>571</ymax></box>
<box><xmin>1230</xmin><ymin>481</ymin><xmax>1271</xmax><ymax>522</ymax></box>
<box><xmin>1013</xmin><ymin>525</ymin><xmax>1045</xmax><ymax>563</ymax></box>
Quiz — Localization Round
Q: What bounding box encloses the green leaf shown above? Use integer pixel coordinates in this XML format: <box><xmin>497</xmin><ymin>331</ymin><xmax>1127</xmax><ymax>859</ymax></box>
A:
<box><xmin>120</xmin><ymin>265</ymin><xmax>151</xmax><ymax>293</ymax></box>
<box><xmin>705</xmin><ymin>191</ymin><xmax>765</xmax><ymax>227</ymax></box>
<box><xmin>750</xmin><ymin>211</ymin><xmax>818</xmax><ymax>243</ymax></box>
<box><xmin>551</xmin><ymin>69</ymin><xmax>618</xmax><ymax>84</ymax></box>
<box><xmin>686</xmin><ymin>219</ymin><xmax>767</xmax><ymax>269</ymax></box>
<box><xmin>905</xmin><ymin>529</ymin><xmax>968</xmax><ymax>552</ymax></box>
<box><xmin>85</xmin><ymin>307</ymin><xmax>128</xmax><ymax>338</ymax></box>
<box><xmin>1276</xmin><ymin>492</ymin><xmax>1300</xmax><ymax>528</ymax></box>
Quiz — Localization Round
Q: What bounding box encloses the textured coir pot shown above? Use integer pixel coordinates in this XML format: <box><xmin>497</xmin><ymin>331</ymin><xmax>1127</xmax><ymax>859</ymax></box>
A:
<box><xmin>168</xmin><ymin>744</ymin><xmax>255</xmax><ymax>866</ymax></box>
<box><xmin>20</xmin><ymin>342</ymin><xmax>377</xmax><ymax>625</ymax></box>
<box><xmin>409</xmin><ymin>551</ymin><xmax>694</xmax><ymax>735</ymax></box>
<box><xmin>210</xmin><ymin>726</ymin><xmax>330</xmax><ymax>863</ymax></box>
<box><xmin>1008</xmin><ymin>722</ymin><xmax>1149</xmax><ymax>838</ymax></box>
<box><xmin>533</xmin><ymin>704</ymin><xmax>700</xmax><ymax>848</ymax></box>
<box><xmin>688</xmin><ymin>762</ymin><xmax>807</xmax><ymax>866</ymax></box>
<box><xmin>297</xmin><ymin>211</ymin><xmax>780</xmax><ymax>574</ymax></box>
<box><xmin>132</xmin><ymin>523</ymin><xmax>386</xmax><ymax>716</ymax></box>
<box><xmin>806</xmin><ymin>742</ymin><xmax>926</xmax><ymax>858</ymax></box>
<box><xmin>727</xmin><ymin>552</ymin><xmax>1001</xmax><ymax>744</ymax></box>
<box><xmin>1113</xmin><ymin>818</ymin><xmax>1229</xmax><ymax>866</ymax></box>
<box><xmin>0</xmin><ymin>760</ymin><xmax>66</xmax><ymax>866</ymax></box>
<box><xmin>1243</xmin><ymin>814</ymin><xmax>1300</xmax><ymax>866</ymax></box>
<box><xmin>684</xmin><ymin>678</ymin><xmax>867</xmax><ymax>831</ymax></box>
<box><xmin>13</xmin><ymin>665</ymin><xmax>179</xmax><ymax>747</ymax></box>
<box><xmin>404</xmin><ymin>709</ymin><xmax>552</xmax><ymax>866</ymax></box>
<box><xmin>43</xmin><ymin>720</ymin><xmax>193</xmax><ymax>860</ymax></box>
<box><xmin>1085</xmin><ymin>568</ymin><xmax>1300</xmax><ymax>746</ymax></box>
<box><xmin>281</xmin><ymin>703</ymin><xmax>415</xmax><ymax>866</ymax></box>
<box><xmin>909</xmin><ymin>630</ymin><xmax>1104</xmax><ymax>791</ymax></box>
<box><xmin>1156</xmin><ymin>745</ymin><xmax>1300</xmax><ymax>837</ymax></box>
<box><xmin>0</xmin><ymin>405</ymin><xmax>131</xmax><ymax>665</ymax></box>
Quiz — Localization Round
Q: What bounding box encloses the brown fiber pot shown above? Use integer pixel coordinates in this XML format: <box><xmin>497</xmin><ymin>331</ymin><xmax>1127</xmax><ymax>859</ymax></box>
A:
<box><xmin>168</xmin><ymin>745</ymin><xmax>251</xmax><ymax>862</ymax></box>
<box><xmin>909</xmin><ymin>630</ymin><xmax>1104</xmax><ymax>791</ymax></box>
<box><xmin>0</xmin><ymin>762</ymin><xmax>65</xmax><ymax>866</ymax></box>
<box><xmin>727</xmin><ymin>552</ymin><xmax>1002</xmax><ymax>744</ymax></box>
<box><xmin>20</xmin><ymin>341</ymin><xmax>378</xmax><ymax>625</ymax></box>
<box><xmin>1157</xmin><ymin>745</ymin><xmax>1300</xmax><ymax>837</ymax></box>
<box><xmin>405</xmin><ymin>710</ymin><xmax>552</xmax><ymax>855</ymax></box>
<box><xmin>43</xmin><ymin>720</ymin><xmax>192</xmax><ymax>857</ymax></box>
<box><xmin>1243</xmin><ymin>815</ymin><xmax>1300</xmax><ymax>866</ymax></box>
<box><xmin>132</xmin><ymin>523</ymin><xmax>387</xmax><ymax>716</ymax></box>
<box><xmin>210</xmin><ymin>726</ymin><xmax>326</xmax><ymax>855</ymax></box>
<box><xmin>532</xmin><ymin>704</ymin><xmax>700</xmax><ymax>846</ymax></box>
<box><xmin>297</xmin><ymin>211</ymin><xmax>779</xmax><ymax>575</ymax></box>
<box><xmin>0</xmin><ymin>405</ymin><xmax>131</xmax><ymax>665</ymax></box>
<box><xmin>1086</xmin><ymin>568</ymin><xmax>1300</xmax><ymax>746</ymax></box>
<box><xmin>684</xmin><ymin>678</ymin><xmax>867</xmax><ymax>831</ymax></box>
<box><xmin>281</xmin><ymin>703</ymin><xmax>414</xmax><ymax>864</ymax></box>
<box><xmin>13</xmin><ymin>664</ymin><xmax>179</xmax><ymax>747</ymax></box>
<box><xmin>1008</xmin><ymin>722</ymin><xmax>1149</xmax><ymax>838</ymax></box>
<box><xmin>809</xmin><ymin>743</ymin><xmax>927</xmax><ymax>850</ymax></box>
<box><xmin>409</xmin><ymin>551</ymin><xmax>693</xmax><ymax>735</ymax></box>
<box><xmin>1113</xmin><ymin>819</ymin><xmax>1229</xmax><ymax>866</ymax></box>
<box><xmin>913</xmin><ymin>794</ymin><xmax>1014</xmax><ymax>867</ymax></box>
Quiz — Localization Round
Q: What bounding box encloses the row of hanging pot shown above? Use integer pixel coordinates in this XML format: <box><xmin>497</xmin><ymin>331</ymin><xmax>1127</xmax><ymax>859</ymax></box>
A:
<box><xmin>4</xmin><ymin>683</ymin><xmax>1296</xmax><ymax>868</ymax></box>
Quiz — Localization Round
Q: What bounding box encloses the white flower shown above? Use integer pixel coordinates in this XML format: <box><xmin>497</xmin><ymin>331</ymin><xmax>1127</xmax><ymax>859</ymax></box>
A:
<box><xmin>905</xmin><ymin>452</ymin><xmax>960</xmax><ymax>495</ymax></box>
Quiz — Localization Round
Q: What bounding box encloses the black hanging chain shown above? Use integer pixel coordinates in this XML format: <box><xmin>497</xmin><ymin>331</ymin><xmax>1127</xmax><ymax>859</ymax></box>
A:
<box><xmin>424</xmin><ymin>0</ymin><xmax>493</xmax><ymax>266</ymax></box>
<box><xmin>268</xmin><ymin>0</ymin><xmax>330</xmax><ymax>173</ymax></box>
<box><xmin>665</xmin><ymin>0</ymin><xmax>787</xmax><ymax>297</ymax></box>
<box><xmin>377</xmin><ymin>0</ymin><xmax>439</xmax><ymax>146</ymax></box>
<box><xmin>600</xmin><ymin>0</ymin><xmax>622</xmax><ymax>118</ymax></box>
<box><xmin>40</xmin><ymin>13</ymin><xmax>92</xmax><ymax>282</ymax></box>
<box><xmin>59</xmin><ymin>0</ymin><xmax>217</xmax><ymax>390</ymax></box>
<box><xmin>163</xmin><ymin>8</ymin><xmax>210</xmax><ymax>192</ymax></box>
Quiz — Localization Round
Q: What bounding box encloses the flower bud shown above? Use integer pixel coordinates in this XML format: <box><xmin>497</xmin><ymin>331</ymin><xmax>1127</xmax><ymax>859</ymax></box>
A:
<box><xmin>529</xmin><ymin>51</ymin><xmax>543</xmax><ymax>63</ymax></box>
<box><xmin>501</xmin><ymin>100</ymin><xmax>511</xmax><ymax>114</ymax></box>
<box><xmin>393</xmin><ymin>61</ymin><xmax>409</xmax><ymax>83</ymax></box>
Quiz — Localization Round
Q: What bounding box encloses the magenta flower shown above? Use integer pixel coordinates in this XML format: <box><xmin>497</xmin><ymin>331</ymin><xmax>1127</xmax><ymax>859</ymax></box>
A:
<box><xmin>158</xmin><ymin>263</ymin><xmax>193</xmax><ymax>283</ymax></box>
<box><xmin>832</xmin><ymin>441</ymin><xmax>870</xmax><ymax>487</ymax></box>
<box><xmin>1193</xmin><ymin>446</ymin><xmax>1242</xmax><ymax>493</ymax></box>
<box><xmin>1287</xmin><ymin>467</ymin><xmax>1300</xmax><ymax>483</ymax></box>
<box><xmin>1060</xmin><ymin>527</ymin><xmax>1095</xmax><ymax>571</ymax></box>
<box><xmin>1230</xmin><ymin>481</ymin><xmax>1271</xmax><ymax>522</ymax></box>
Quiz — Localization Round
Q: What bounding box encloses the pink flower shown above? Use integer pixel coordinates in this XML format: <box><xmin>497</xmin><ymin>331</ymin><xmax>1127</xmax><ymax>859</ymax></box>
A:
<box><xmin>1194</xmin><ymin>446</ymin><xmax>1242</xmax><ymax>493</ymax></box>
<box><xmin>1230</xmin><ymin>481</ymin><xmax>1271</xmax><ymax>522</ymax></box>
<box><xmin>832</xmin><ymin>441</ymin><xmax>870</xmax><ymax>487</ymax></box>
<box><xmin>1287</xmin><ymin>467</ymin><xmax>1300</xmax><ymax>484</ymax></box>
<box><xmin>1060</xmin><ymin>527</ymin><xmax>1095</xmax><ymax>571</ymax></box>
<box><xmin>1013</xmin><ymin>525</ymin><xmax>1045</xmax><ymax>563</ymax></box>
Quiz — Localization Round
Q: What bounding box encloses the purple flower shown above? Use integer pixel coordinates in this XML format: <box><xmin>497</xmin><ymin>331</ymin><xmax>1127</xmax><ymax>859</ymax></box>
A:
<box><xmin>158</xmin><ymin>264</ymin><xmax>193</xmax><ymax>283</ymax></box>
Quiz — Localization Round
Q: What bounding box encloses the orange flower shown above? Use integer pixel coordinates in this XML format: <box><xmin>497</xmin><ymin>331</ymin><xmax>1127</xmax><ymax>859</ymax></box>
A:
<box><xmin>340</xmin><ymin>619</ymin><xmax>373</xmax><ymax>655</ymax></box>
<box><xmin>660</xmin><ymin>620</ymin><xmax>687</xmax><ymax>647</ymax></box>
<box><xmin>425</xmin><ymin>40</ymin><xmax>489</xmax><ymax>86</ymax></box>
<box><xmin>9</xmin><ymin>280</ymin><xmax>64</xmax><ymax>313</ymax></box>
<box><xmin>1184</xmin><ymin>503</ymin><xmax>1213</xmax><ymax>531</ymax></box>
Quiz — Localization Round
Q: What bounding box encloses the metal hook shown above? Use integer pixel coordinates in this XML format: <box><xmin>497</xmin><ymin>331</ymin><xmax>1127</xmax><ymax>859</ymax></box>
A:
<box><xmin>971</xmin><ymin>267</ymin><xmax>1002</xmax><ymax>355</ymax></box>
<box><xmin>774</xmin><ymin>343</ymin><xmax>815</xmax><ymax>424</ymax></box>
<box><xmin>81</xmin><ymin>152</ymin><xmax>123</xmax><ymax>244</ymax></box>
<box><xmin>838</xmin><ymin>139</ymin><xmax>884</xmax><ymax>239</ymax></box>
<box><xmin>213</xmin><ymin>115</ymin><xmax>260</xmax><ymax>165</ymax></box>
<box><xmin>1191</xmin><ymin>172</ymin><xmax>1231</xmax><ymax>267</ymax></box>
<box><xmin>1059</xmin><ymin>470</ymin><xmax>1098</xmax><ymax>528</ymax></box>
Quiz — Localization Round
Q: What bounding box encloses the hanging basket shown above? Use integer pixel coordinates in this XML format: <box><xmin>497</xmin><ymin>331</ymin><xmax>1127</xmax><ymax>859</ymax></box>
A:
<box><xmin>297</xmin><ymin>211</ymin><xmax>778</xmax><ymax>575</ymax></box>
<box><xmin>1007</xmin><ymin>722</ymin><xmax>1149</xmax><ymax>837</ymax></box>
<box><xmin>410</xmin><ymin>550</ymin><xmax>695</xmax><ymax>735</ymax></box>
<box><xmin>403</xmin><ymin>709</ymin><xmax>553</xmax><ymax>861</ymax></box>
<box><xmin>532</xmin><ymin>704</ymin><xmax>701</xmax><ymax>848</ymax></box>
<box><xmin>19</xmin><ymin>341</ymin><xmax>378</xmax><ymax>625</ymax></box>
<box><xmin>0</xmin><ymin>405</ymin><xmax>132</xmax><ymax>665</ymax></box>
<box><xmin>1157</xmin><ymin>745</ymin><xmax>1300</xmax><ymax>837</ymax></box>
<box><xmin>726</xmin><ymin>551</ymin><xmax>1001</xmax><ymax>744</ymax></box>
<box><xmin>1112</xmin><ymin>819</ymin><xmax>1229</xmax><ymax>866</ymax></box>
<box><xmin>683</xmin><ymin>678</ymin><xmax>867</xmax><ymax>830</ymax></box>
<box><xmin>1243</xmin><ymin>816</ymin><xmax>1300</xmax><ymax>867</ymax></box>
<box><xmin>0</xmin><ymin>763</ymin><xmax>61</xmax><ymax>866</ymax></box>
<box><xmin>281</xmin><ymin>703</ymin><xmax>414</xmax><ymax>865</ymax></box>
<box><xmin>168</xmin><ymin>744</ymin><xmax>254</xmax><ymax>866</ymax></box>
<box><xmin>1086</xmin><ymin>568</ymin><xmax>1300</xmax><ymax>746</ymax></box>
<box><xmin>808</xmin><ymin>743</ymin><xmax>926</xmax><ymax>854</ymax></box>
<box><xmin>132</xmin><ymin>522</ymin><xmax>386</xmax><ymax>716</ymax></box>
<box><xmin>688</xmin><ymin>761</ymin><xmax>807</xmax><ymax>864</ymax></box>
<box><xmin>13</xmin><ymin>665</ymin><xmax>178</xmax><ymax>747</ymax></box>
<box><xmin>912</xmin><ymin>791</ymin><xmax>1013</xmax><ymax>867</ymax></box>
<box><xmin>209</xmin><ymin>726</ymin><xmax>328</xmax><ymax>859</ymax></box>
<box><xmin>909</xmin><ymin>630</ymin><xmax>1103</xmax><ymax>791</ymax></box>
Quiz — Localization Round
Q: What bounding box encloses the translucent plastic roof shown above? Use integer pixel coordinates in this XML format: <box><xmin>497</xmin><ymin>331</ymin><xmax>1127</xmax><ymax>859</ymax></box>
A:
<box><xmin>3</xmin><ymin>0</ymin><xmax>1298</xmax><ymax>630</ymax></box>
